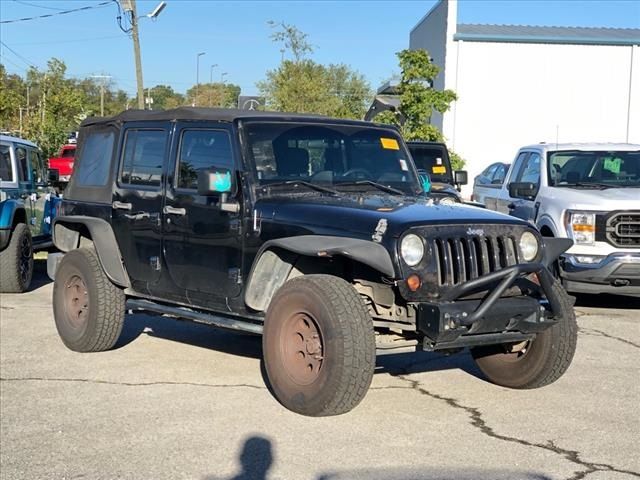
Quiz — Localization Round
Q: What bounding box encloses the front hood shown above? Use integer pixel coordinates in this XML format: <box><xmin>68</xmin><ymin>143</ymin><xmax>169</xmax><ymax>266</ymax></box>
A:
<box><xmin>545</xmin><ymin>187</ymin><xmax>640</xmax><ymax>211</ymax></box>
<box><xmin>256</xmin><ymin>193</ymin><xmax>526</xmax><ymax>239</ymax></box>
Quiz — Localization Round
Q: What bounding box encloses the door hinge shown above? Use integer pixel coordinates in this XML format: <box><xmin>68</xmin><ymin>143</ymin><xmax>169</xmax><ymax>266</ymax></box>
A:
<box><xmin>150</xmin><ymin>256</ymin><xmax>161</xmax><ymax>271</ymax></box>
<box><xmin>228</xmin><ymin>267</ymin><xmax>242</xmax><ymax>284</ymax></box>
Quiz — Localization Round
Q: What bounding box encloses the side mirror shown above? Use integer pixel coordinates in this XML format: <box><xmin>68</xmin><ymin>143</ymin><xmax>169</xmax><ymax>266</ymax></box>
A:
<box><xmin>197</xmin><ymin>168</ymin><xmax>233</xmax><ymax>196</ymax></box>
<box><xmin>417</xmin><ymin>169</ymin><xmax>431</xmax><ymax>194</ymax></box>
<box><xmin>509</xmin><ymin>182</ymin><xmax>538</xmax><ymax>200</ymax></box>
<box><xmin>48</xmin><ymin>169</ymin><xmax>59</xmax><ymax>183</ymax></box>
<box><xmin>454</xmin><ymin>170</ymin><xmax>468</xmax><ymax>186</ymax></box>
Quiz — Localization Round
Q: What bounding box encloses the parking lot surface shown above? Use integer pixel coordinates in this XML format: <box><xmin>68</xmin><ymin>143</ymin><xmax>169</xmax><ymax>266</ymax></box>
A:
<box><xmin>1</xmin><ymin>263</ymin><xmax>639</xmax><ymax>480</ymax></box>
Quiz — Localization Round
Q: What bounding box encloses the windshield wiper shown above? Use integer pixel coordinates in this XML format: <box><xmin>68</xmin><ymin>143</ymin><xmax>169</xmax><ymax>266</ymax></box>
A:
<box><xmin>265</xmin><ymin>180</ymin><xmax>339</xmax><ymax>195</ymax></box>
<box><xmin>338</xmin><ymin>180</ymin><xmax>404</xmax><ymax>195</ymax></box>
<box><xmin>557</xmin><ymin>182</ymin><xmax>614</xmax><ymax>189</ymax></box>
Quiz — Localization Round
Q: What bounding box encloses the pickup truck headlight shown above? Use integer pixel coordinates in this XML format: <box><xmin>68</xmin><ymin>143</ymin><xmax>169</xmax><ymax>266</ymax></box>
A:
<box><xmin>519</xmin><ymin>231</ymin><xmax>539</xmax><ymax>262</ymax></box>
<box><xmin>400</xmin><ymin>234</ymin><xmax>424</xmax><ymax>267</ymax></box>
<box><xmin>565</xmin><ymin>211</ymin><xmax>596</xmax><ymax>245</ymax></box>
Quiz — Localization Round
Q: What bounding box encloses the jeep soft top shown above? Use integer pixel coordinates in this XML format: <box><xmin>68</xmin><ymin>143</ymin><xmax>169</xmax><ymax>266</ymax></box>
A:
<box><xmin>50</xmin><ymin>107</ymin><xmax>577</xmax><ymax>416</ymax></box>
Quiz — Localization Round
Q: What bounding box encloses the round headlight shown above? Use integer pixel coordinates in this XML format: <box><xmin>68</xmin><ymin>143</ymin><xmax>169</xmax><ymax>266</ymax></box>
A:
<box><xmin>519</xmin><ymin>231</ymin><xmax>539</xmax><ymax>262</ymax></box>
<box><xmin>401</xmin><ymin>234</ymin><xmax>424</xmax><ymax>267</ymax></box>
<box><xmin>438</xmin><ymin>196</ymin><xmax>457</xmax><ymax>205</ymax></box>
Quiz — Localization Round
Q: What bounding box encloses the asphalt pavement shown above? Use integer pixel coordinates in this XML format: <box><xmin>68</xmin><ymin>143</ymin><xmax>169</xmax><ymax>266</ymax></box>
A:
<box><xmin>1</xmin><ymin>261</ymin><xmax>639</xmax><ymax>480</ymax></box>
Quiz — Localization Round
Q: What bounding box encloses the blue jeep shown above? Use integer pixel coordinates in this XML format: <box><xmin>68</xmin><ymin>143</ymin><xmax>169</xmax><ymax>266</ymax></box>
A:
<box><xmin>0</xmin><ymin>135</ymin><xmax>60</xmax><ymax>292</ymax></box>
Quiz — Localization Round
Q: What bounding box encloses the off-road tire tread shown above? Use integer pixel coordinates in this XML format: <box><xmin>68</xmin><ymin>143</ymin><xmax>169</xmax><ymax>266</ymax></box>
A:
<box><xmin>54</xmin><ymin>248</ymin><xmax>125</xmax><ymax>352</ymax></box>
<box><xmin>0</xmin><ymin>223</ymin><xmax>33</xmax><ymax>293</ymax></box>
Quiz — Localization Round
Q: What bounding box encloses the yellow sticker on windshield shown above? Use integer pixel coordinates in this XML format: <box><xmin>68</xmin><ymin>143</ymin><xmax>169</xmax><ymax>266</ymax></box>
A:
<box><xmin>432</xmin><ymin>165</ymin><xmax>446</xmax><ymax>174</ymax></box>
<box><xmin>380</xmin><ymin>138</ymin><xmax>400</xmax><ymax>150</ymax></box>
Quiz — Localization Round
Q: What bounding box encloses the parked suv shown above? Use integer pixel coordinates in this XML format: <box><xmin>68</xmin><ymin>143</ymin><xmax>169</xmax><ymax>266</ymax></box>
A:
<box><xmin>49</xmin><ymin>109</ymin><xmax>577</xmax><ymax>416</ymax></box>
<box><xmin>482</xmin><ymin>143</ymin><xmax>640</xmax><ymax>296</ymax></box>
<box><xmin>1</xmin><ymin>135</ymin><xmax>60</xmax><ymax>292</ymax></box>
<box><xmin>407</xmin><ymin>141</ymin><xmax>468</xmax><ymax>204</ymax></box>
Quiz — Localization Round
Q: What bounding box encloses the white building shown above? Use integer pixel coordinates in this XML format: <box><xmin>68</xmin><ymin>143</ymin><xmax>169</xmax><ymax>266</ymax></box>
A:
<box><xmin>410</xmin><ymin>0</ymin><xmax>640</xmax><ymax>197</ymax></box>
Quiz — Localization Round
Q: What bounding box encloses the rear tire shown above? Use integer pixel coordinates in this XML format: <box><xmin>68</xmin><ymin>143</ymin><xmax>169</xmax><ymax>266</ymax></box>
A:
<box><xmin>0</xmin><ymin>223</ymin><xmax>33</xmax><ymax>293</ymax></box>
<box><xmin>262</xmin><ymin>274</ymin><xmax>375</xmax><ymax>417</ymax></box>
<box><xmin>53</xmin><ymin>248</ymin><xmax>125</xmax><ymax>352</ymax></box>
<box><xmin>471</xmin><ymin>279</ymin><xmax>577</xmax><ymax>388</ymax></box>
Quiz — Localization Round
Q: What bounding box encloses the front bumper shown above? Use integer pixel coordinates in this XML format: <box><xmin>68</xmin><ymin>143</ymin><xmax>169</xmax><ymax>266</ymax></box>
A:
<box><xmin>415</xmin><ymin>263</ymin><xmax>562</xmax><ymax>351</ymax></box>
<box><xmin>560</xmin><ymin>253</ymin><xmax>640</xmax><ymax>296</ymax></box>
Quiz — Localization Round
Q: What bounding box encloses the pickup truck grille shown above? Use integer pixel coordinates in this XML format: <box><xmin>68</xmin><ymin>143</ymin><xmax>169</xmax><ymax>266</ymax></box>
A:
<box><xmin>606</xmin><ymin>212</ymin><xmax>640</xmax><ymax>248</ymax></box>
<box><xmin>428</xmin><ymin>234</ymin><xmax>520</xmax><ymax>286</ymax></box>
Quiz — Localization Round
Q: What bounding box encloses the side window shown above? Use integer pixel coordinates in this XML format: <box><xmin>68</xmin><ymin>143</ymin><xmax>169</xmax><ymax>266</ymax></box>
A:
<box><xmin>177</xmin><ymin>129</ymin><xmax>232</xmax><ymax>190</ymax></box>
<box><xmin>516</xmin><ymin>152</ymin><xmax>541</xmax><ymax>185</ymax></box>
<box><xmin>492</xmin><ymin>164</ymin><xmax>507</xmax><ymax>184</ymax></box>
<box><xmin>484</xmin><ymin>164</ymin><xmax>498</xmax><ymax>179</ymax></box>
<box><xmin>75</xmin><ymin>130</ymin><xmax>115</xmax><ymax>187</ymax></box>
<box><xmin>509</xmin><ymin>152</ymin><xmax>529</xmax><ymax>183</ymax></box>
<box><xmin>28</xmin><ymin>149</ymin><xmax>46</xmax><ymax>184</ymax></box>
<box><xmin>15</xmin><ymin>146</ymin><xmax>30</xmax><ymax>182</ymax></box>
<box><xmin>0</xmin><ymin>144</ymin><xmax>13</xmax><ymax>182</ymax></box>
<box><xmin>121</xmin><ymin>129</ymin><xmax>167</xmax><ymax>187</ymax></box>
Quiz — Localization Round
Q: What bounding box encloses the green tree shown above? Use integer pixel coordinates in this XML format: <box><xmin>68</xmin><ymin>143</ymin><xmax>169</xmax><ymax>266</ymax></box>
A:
<box><xmin>186</xmin><ymin>82</ymin><xmax>241</xmax><ymax>108</ymax></box>
<box><xmin>375</xmin><ymin>49</ymin><xmax>465</xmax><ymax>169</ymax></box>
<box><xmin>0</xmin><ymin>65</ymin><xmax>26</xmax><ymax>131</ymax></box>
<box><xmin>258</xmin><ymin>22</ymin><xmax>371</xmax><ymax>119</ymax></box>
<box><xmin>147</xmin><ymin>84</ymin><xmax>185</xmax><ymax>110</ymax></box>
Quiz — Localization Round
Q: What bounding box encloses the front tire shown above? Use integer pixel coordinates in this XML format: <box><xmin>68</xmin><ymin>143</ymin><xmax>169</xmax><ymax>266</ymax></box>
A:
<box><xmin>262</xmin><ymin>274</ymin><xmax>375</xmax><ymax>417</ymax></box>
<box><xmin>53</xmin><ymin>248</ymin><xmax>125</xmax><ymax>352</ymax></box>
<box><xmin>470</xmin><ymin>279</ymin><xmax>577</xmax><ymax>388</ymax></box>
<box><xmin>0</xmin><ymin>223</ymin><xmax>33</xmax><ymax>293</ymax></box>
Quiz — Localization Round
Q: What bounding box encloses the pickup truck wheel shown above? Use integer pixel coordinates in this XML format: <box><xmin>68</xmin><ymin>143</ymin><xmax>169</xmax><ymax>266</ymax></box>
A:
<box><xmin>470</xmin><ymin>279</ymin><xmax>577</xmax><ymax>388</ymax></box>
<box><xmin>0</xmin><ymin>223</ymin><xmax>33</xmax><ymax>293</ymax></box>
<box><xmin>53</xmin><ymin>248</ymin><xmax>125</xmax><ymax>352</ymax></box>
<box><xmin>262</xmin><ymin>274</ymin><xmax>375</xmax><ymax>417</ymax></box>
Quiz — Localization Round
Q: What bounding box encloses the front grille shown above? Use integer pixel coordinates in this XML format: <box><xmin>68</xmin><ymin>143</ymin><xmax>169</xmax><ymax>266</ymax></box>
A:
<box><xmin>428</xmin><ymin>234</ymin><xmax>520</xmax><ymax>286</ymax></box>
<box><xmin>606</xmin><ymin>212</ymin><xmax>640</xmax><ymax>248</ymax></box>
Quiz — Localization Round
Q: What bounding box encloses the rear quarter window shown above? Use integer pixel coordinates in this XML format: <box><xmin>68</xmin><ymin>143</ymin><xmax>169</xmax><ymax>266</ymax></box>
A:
<box><xmin>74</xmin><ymin>130</ymin><xmax>115</xmax><ymax>187</ymax></box>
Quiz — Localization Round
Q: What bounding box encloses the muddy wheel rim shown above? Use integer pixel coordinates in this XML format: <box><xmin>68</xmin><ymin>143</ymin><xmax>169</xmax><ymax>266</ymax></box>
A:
<box><xmin>281</xmin><ymin>312</ymin><xmax>324</xmax><ymax>386</ymax></box>
<box><xmin>18</xmin><ymin>234</ymin><xmax>31</xmax><ymax>284</ymax></box>
<box><xmin>64</xmin><ymin>275</ymin><xmax>89</xmax><ymax>328</ymax></box>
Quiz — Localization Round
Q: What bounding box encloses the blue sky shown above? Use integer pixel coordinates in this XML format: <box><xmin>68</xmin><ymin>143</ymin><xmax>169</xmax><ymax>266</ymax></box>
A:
<box><xmin>1</xmin><ymin>0</ymin><xmax>639</xmax><ymax>97</ymax></box>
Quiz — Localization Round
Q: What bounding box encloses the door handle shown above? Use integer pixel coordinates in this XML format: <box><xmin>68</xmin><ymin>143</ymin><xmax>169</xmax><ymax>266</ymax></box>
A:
<box><xmin>112</xmin><ymin>201</ymin><xmax>132</xmax><ymax>211</ymax></box>
<box><xmin>163</xmin><ymin>205</ymin><xmax>186</xmax><ymax>216</ymax></box>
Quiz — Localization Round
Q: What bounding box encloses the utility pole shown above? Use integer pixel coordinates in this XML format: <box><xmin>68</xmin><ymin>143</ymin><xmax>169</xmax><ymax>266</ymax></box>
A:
<box><xmin>92</xmin><ymin>75</ymin><xmax>112</xmax><ymax>116</ymax></box>
<box><xmin>195</xmin><ymin>52</ymin><xmax>205</xmax><ymax>106</ymax></box>
<box><xmin>129</xmin><ymin>0</ymin><xmax>145</xmax><ymax>109</ymax></box>
<box><xmin>209</xmin><ymin>64</ymin><xmax>218</xmax><ymax>107</ymax></box>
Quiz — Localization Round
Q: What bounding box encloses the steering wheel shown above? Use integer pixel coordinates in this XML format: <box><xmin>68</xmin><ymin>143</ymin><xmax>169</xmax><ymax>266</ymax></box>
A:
<box><xmin>341</xmin><ymin>168</ymin><xmax>372</xmax><ymax>180</ymax></box>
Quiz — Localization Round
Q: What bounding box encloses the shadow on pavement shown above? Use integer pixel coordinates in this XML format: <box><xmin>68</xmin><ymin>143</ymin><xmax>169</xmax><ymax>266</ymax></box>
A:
<box><xmin>29</xmin><ymin>259</ymin><xmax>52</xmax><ymax>291</ymax></box>
<box><xmin>202</xmin><ymin>435</ymin><xmax>552</xmax><ymax>480</ymax></box>
<box><xmin>376</xmin><ymin>349</ymin><xmax>484</xmax><ymax>379</ymax></box>
<box><xmin>574</xmin><ymin>293</ymin><xmax>640</xmax><ymax>309</ymax></box>
<box><xmin>116</xmin><ymin>312</ymin><xmax>262</xmax><ymax>359</ymax></box>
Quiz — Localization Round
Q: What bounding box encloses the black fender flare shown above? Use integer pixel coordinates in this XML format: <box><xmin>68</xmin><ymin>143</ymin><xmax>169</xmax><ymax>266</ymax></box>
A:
<box><xmin>244</xmin><ymin>235</ymin><xmax>395</xmax><ymax>311</ymax></box>
<box><xmin>52</xmin><ymin>216</ymin><xmax>130</xmax><ymax>288</ymax></box>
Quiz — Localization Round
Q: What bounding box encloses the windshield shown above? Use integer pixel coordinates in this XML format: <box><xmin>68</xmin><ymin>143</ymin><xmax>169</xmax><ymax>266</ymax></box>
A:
<box><xmin>408</xmin><ymin>145</ymin><xmax>453</xmax><ymax>184</ymax></box>
<box><xmin>243</xmin><ymin>122</ymin><xmax>421</xmax><ymax>195</ymax></box>
<box><xmin>549</xmin><ymin>150</ymin><xmax>640</xmax><ymax>187</ymax></box>
<box><xmin>61</xmin><ymin>148</ymin><xmax>75</xmax><ymax>158</ymax></box>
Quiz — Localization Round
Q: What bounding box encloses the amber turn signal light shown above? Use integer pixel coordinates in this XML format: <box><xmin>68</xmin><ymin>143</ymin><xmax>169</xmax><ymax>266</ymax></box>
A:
<box><xmin>406</xmin><ymin>274</ymin><xmax>421</xmax><ymax>292</ymax></box>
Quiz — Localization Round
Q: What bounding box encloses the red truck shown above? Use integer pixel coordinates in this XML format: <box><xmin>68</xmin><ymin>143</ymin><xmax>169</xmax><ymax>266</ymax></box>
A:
<box><xmin>48</xmin><ymin>144</ymin><xmax>76</xmax><ymax>191</ymax></box>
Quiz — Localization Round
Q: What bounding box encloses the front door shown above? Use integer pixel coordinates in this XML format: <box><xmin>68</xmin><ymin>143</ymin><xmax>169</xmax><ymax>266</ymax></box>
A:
<box><xmin>111</xmin><ymin>123</ymin><xmax>170</xmax><ymax>291</ymax></box>
<box><xmin>506</xmin><ymin>151</ymin><xmax>541</xmax><ymax>223</ymax></box>
<box><xmin>161</xmin><ymin>123</ymin><xmax>243</xmax><ymax>304</ymax></box>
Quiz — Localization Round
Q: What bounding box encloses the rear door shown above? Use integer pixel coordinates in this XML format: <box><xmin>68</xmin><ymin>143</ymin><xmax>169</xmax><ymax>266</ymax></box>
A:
<box><xmin>161</xmin><ymin>123</ymin><xmax>243</xmax><ymax>303</ymax></box>
<box><xmin>111</xmin><ymin>122</ymin><xmax>170</xmax><ymax>290</ymax></box>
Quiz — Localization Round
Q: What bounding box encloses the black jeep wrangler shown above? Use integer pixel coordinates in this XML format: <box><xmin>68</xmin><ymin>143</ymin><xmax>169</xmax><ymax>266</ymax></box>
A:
<box><xmin>50</xmin><ymin>108</ymin><xmax>577</xmax><ymax>417</ymax></box>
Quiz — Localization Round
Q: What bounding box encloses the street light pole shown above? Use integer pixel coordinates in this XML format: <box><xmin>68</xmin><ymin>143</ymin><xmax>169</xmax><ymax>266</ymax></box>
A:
<box><xmin>209</xmin><ymin>64</ymin><xmax>218</xmax><ymax>107</ymax></box>
<box><xmin>195</xmin><ymin>52</ymin><xmax>205</xmax><ymax>106</ymax></box>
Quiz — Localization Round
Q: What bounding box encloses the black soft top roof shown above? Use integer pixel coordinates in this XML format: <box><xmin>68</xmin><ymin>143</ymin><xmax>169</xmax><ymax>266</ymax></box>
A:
<box><xmin>81</xmin><ymin>107</ymin><xmax>388</xmax><ymax>129</ymax></box>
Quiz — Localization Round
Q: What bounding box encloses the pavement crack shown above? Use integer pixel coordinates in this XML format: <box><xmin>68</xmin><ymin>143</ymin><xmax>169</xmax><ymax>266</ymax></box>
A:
<box><xmin>394</xmin><ymin>373</ymin><xmax>640</xmax><ymax>480</ymax></box>
<box><xmin>578</xmin><ymin>327</ymin><xmax>640</xmax><ymax>349</ymax></box>
<box><xmin>0</xmin><ymin>376</ymin><xmax>265</xmax><ymax>390</ymax></box>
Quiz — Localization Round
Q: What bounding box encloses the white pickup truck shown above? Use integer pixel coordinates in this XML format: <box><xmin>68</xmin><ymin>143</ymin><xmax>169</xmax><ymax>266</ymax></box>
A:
<box><xmin>481</xmin><ymin>143</ymin><xmax>640</xmax><ymax>297</ymax></box>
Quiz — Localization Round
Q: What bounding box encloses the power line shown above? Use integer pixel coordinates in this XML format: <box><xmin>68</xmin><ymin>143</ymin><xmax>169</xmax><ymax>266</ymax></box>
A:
<box><xmin>12</xmin><ymin>0</ymin><xmax>66</xmax><ymax>11</ymax></box>
<box><xmin>0</xmin><ymin>41</ymin><xmax>37</xmax><ymax>68</ymax></box>
<box><xmin>10</xmin><ymin>34</ymin><xmax>126</xmax><ymax>46</ymax></box>
<box><xmin>1</xmin><ymin>1</ymin><xmax>113</xmax><ymax>24</ymax></box>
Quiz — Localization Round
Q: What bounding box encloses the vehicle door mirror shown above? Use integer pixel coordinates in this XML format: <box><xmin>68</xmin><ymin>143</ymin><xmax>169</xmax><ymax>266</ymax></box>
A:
<box><xmin>48</xmin><ymin>168</ymin><xmax>59</xmax><ymax>183</ymax></box>
<box><xmin>417</xmin><ymin>169</ymin><xmax>431</xmax><ymax>194</ymax></box>
<box><xmin>509</xmin><ymin>182</ymin><xmax>538</xmax><ymax>200</ymax></box>
<box><xmin>454</xmin><ymin>170</ymin><xmax>468</xmax><ymax>186</ymax></box>
<box><xmin>197</xmin><ymin>168</ymin><xmax>233</xmax><ymax>196</ymax></box>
